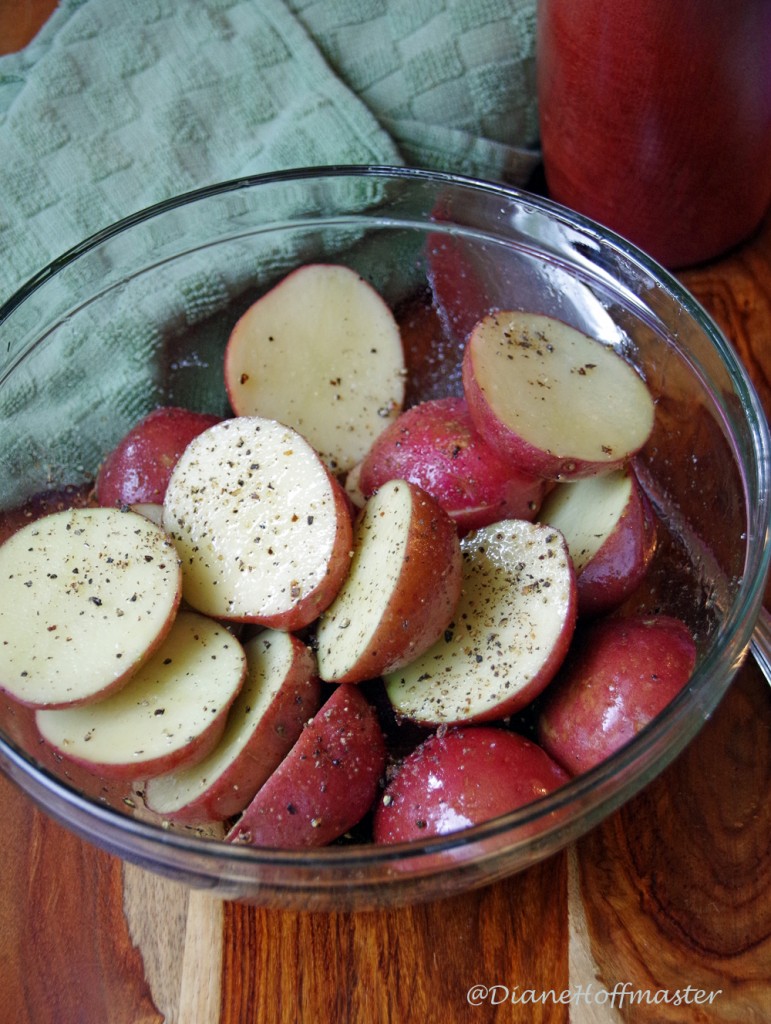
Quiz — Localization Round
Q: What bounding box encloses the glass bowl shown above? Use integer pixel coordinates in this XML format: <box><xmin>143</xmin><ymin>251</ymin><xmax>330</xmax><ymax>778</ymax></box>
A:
<box><xmin>0</xmin><ymin>166</ymin><xmax>768</xmax><ymax>911</ymax></box>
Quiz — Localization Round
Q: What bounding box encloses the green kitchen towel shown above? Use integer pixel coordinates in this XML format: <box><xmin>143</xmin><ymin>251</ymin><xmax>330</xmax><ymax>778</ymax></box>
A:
<box><xmin>0</xmin><ymin>0</ymin><xmax>539</xmax><ymax>505</ymax></box>
<box><xmin>0</xmin><ymin>0</ymin><xmax>539</xmax><ymax>308</ymax></box>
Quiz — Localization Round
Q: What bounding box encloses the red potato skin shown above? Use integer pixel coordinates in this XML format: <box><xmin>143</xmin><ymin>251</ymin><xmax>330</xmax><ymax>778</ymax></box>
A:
<box><xmin>576</xmin><ymin>472</ymin><xmax>658</xmax><ymax>617</ymax></box>
<box><xmin>226</xmin><ymin>684</ymin><xmax>387</xmax><ymax>849</ymax></box>
<box><xmin>96</xmin><ymin>406</ymin><xmax>222</xmax><ymax>507</ymax></box>
<box><xmin>462</xmin><ymin>340</ymin><xmax>637</xmax><ymax>481</ymax></box>
<box><xmin>373</xmin><ymin>726</ymin><xmax>569</xmax><ymax>844</ymax></box>
<box><xmin>323</xmin><ymin>482</ymin><xmax>464</xmax><ymax>684</ymax></box>
<box><xmin>358</xmin><ymin>398</ymin><xmax>546</xmax><ymax>534</ymax></box>
<box><xmin>146</xmin><ymin>637</ymin><xmax>323</xmax><ymax>823</ymax></box>
<box><xmin>537</xmin><ymin>614</ymin><xmax>697</xmax><ymax>776</ymax></box>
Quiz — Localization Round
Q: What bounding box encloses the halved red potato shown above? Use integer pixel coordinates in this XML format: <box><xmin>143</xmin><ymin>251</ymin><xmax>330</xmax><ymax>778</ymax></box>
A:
<box><xmin>226</xmin><ymin>683</ymin><xmax>387</xmax><ymax>849</ymax></box>
<box><xmin>462</xmin><ymin>312</ymin><xmax>655</xmax><ymax>480</ymax></box>
<box><xmin>162</xmin><ymin>417</ymin><xmax>353</xmax><ymax>630</ymax></box>
<box><xmin>358</xmin><ymin>397</ymin><xmax>546</xmax><ymax>533</ymax></box>
<box><xmin>96</xmin><ymin>406</ymin><xmax>221</xmax><ymax>507</ymax></box>
<box><xmin>538</xmin><ymin>464</ymin><xmax>657</xmax><ymax>616</ymax></box>
<box><xmin>223</xmin><ymin>263</ymin><xmax>406</xmax><ymax>474</ymax></box>
<box><xmin>144</xmin><ymin>629</ymin><xmax>321</xmax><ymax>822</ymax></box>
<box><xmin>315</xmin><ymin>480</ymin><xmax>462</xmax><ymax>684</ymax></box>
<box><xmin>0</xmin><ymin>507</ymin><xmax>181</xmax><ymax>708</ymax></box>
<box><xmin>384</xmin><ymin>520</ymin><xmax>576</xmax><ymax>725</ymax></box>
<box><xmin>373</xmin><ymin>726</ymin><xmax>569</xmax><ymax>843</ymax></box>
<box><xmin>537</xmin><ymin>614</ymin><xmax>697</xmax><ymax>776</ymax></box>
<box><xmin>35</xmin><ymin>611</ymin><xmax>247</xmax><ymax>781</ymax></box>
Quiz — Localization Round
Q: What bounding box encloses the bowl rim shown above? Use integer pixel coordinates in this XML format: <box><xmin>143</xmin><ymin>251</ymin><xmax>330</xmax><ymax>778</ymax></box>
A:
<box><xmin>1</xmin><ymin>163</ymin><xmax>769</xmax><ymax>879</ymax></box>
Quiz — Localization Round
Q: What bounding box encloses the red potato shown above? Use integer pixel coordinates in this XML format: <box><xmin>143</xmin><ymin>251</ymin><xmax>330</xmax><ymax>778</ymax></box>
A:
<box><xmin>538</xmin><ymin>465</ymin><xmax>657</xmax><ymax>616</ymax></box>
<box><xmin>537</xmin><ymin>614</ymin><xmax>697</xmax><ymax>776</ymax></box>
<box><xmin>358</xmin><ymin>397</ymin><xmax>546</xmax><ymax>533</ymax></box>
<box><xmin>224</xmin><ymin>263</ymin><xmax>406</xmax><ymax>474</ymax></box>
<box><xmin>0</xmin><ymin>507</ymin><xmax>181</xmax><ymax>708</ymax></box>
<box><xmin>226</xmin><ymin>683</ymin><xmax>387</xmax><ymax>849</ymax></box>
<box><xmin>384</xmin><ymin>520</ymin><xmax>577</xmax><ymax>725</ymax></box>
<box><xmin>162</xmin><ymin>417</ymin><xmax>353</xmax><ymax>630</ymax></box>
<box><xmin>35</xmin><ymin>611</ymin><xmax>247</xmax><ymax>781</ymax></box>
<box><xmin>373</xmin><ymin>726</ymin><xmax>569</xmax><ymax>843</ymax></box>
<box><xmin>96</xmin><ymin>406</ymin><xmax>221</xmax><ymax>507</ymax></box>
<box><xmin>144</xmin><ymin>630</ymin><xmax>322</xmax><ymax>822</ymax></box>
<box><xmin>343</xmin><ymin>461</ymin><xmax>366</xmax><ymax>510</ymax></box>
<box><xmin>462</xmin><ymin>312</ymin><xmax>656</xmax><ymax>480</ymax></box>
<box><xmin>315</xmin><ymin>479</ymin><xmax>463</xmax><ymax>684</ymax></box>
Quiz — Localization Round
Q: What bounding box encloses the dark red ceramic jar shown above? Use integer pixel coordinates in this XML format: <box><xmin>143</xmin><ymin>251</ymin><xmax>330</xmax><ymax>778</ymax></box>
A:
<box><xmin>537</xmin><ymin>0</ymin><xmax>771</xmax><ymax>268</ymax></box>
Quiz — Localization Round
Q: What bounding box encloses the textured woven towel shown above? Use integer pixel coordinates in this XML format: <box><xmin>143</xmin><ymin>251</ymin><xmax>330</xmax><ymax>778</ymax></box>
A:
<box><xmin>0</xmin><ymin>0</ymin><xmax>539</xmax><ymax>308</ymax></box>
<box><xmin>0</xmin><ymin>0</ymin><xmax>539</xmax><ymax>500</ymax></box>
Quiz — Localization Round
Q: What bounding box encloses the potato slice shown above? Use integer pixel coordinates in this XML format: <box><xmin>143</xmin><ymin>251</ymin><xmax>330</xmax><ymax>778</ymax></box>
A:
<box><xmin>35</xmin><ymin>611</ymin><xmax>247</xmax><ymax>780</ymax></box>
<box><xmin>0</xmin><ymin>507</ymin><xmax>181</xmax><ymax>708</ymax></box>
<box><xmin>144</xmin><ymin>630</ymin><xmax>321</xmax><ymax>822</ymax></box>
<box><xmin>462</xmin><ymin>312</ymin><xmax>655</xmax><ymax>479</ymax></box>
<box><xmin>224</xmin><ymin>263</ymin><xmax>406</xmax><ymax>474</ymax></box>
<box><xmin>384</xmin><ymin>520</ymin><xmax>577</xmax><ymax>725</ymax></box>
<box><xmin>162</xmin><ymin>416</ymin><xmax>353</xmax><ymax>630</ymax></box>
<box><xmin>316</xmin><ymin>479</ymin><xmax>462</xmax><ymax>684</ymax></box>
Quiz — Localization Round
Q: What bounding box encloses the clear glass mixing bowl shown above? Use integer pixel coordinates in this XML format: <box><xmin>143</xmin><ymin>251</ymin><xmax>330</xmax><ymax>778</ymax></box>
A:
<box><xmin>0</xmin><ymin>166</ymin><xmax>768</xmax><ymax>910</ymax></box>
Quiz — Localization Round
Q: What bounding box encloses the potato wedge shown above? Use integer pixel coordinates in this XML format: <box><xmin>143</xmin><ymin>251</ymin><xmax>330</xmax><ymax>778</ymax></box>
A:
<box><xmin>0</xmin><ymin>507</ymin><xmax>181</xmax><ymax>708</ymax></box>
<box><xmin>224</xmin><ymin>263</ymin><xmax>406</xmax><ymax>474</ymax></box>
<box><xmin>316</xmin><ymin>479</ymin><xmax>462</xmax><ymax>684</ymax></box>
<box><xmin>36</xmin><ymin>611</ymin><xmax>247</xmax><ymax>780</ymax></box>
<box><xmin>385</xmin><ymin>520</ymin><xmax>576</xmax><ymax>725</ymax></box>
<box><xmin>162</xmin><ymin>416</ymin><xmax>353</xmax><ymax>630</ymax></box>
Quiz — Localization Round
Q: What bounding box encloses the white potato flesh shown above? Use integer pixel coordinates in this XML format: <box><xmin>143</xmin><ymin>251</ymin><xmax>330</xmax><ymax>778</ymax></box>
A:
<box><xmin>385</xmin><ymin>520</ymin><xmax>575</xmax><ymax>724</ymax></box>
<box><xmin>162</xmin><ymin>417</ymin><xmax>350</xmax><ymax>626</ymax></box>
<box><xmin>539</xmin><ymin>468</ymin><xmax>633</xmax><ymax>572</ymax></box>
<box><xmin>144</xmin><ymin>629</ymin><xmax>319</xmax><ymax>819</ymax></box>
<box><xmin>466</xmin><ymin>313</ymin><xmax>654</xmax><ymax>473</ymax></box>
<box><xmin>36</xmin><ymin>611</ymin><xmax>246</xmax><ymax>776</ymax></box>
<box><xmin>0</xmin><ymin>507</ymin><xmax>181</xmax><ymax>708</ymax></box>
<box><xmin>223</xmin><ymin>263</ymin><xmax>406</xmax><ymax>473</ymax></box>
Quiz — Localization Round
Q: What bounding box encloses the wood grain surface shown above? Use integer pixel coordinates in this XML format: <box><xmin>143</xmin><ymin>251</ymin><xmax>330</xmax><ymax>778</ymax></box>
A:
<box><xmin>1</xmin><ymin>5</ymin><xmax>769</xmax><ymax>1023</ymax></box>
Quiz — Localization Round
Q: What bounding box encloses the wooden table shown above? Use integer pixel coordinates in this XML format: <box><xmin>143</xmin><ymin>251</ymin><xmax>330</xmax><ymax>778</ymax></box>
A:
<box><xmin>1</xmin><ymin>6</ymin><xmax>770</xmax><ymax>1022</ymax></box>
